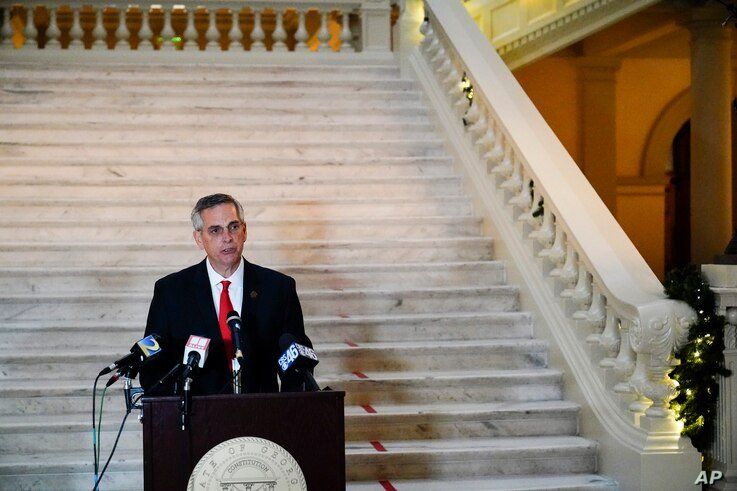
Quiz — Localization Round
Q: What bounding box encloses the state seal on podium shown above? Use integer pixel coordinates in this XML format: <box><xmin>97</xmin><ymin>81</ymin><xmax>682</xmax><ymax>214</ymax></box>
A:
<box><xmin>187</xmin><ymin>436</ymin><xmax>307</xmax><ymax>491</ymax></box>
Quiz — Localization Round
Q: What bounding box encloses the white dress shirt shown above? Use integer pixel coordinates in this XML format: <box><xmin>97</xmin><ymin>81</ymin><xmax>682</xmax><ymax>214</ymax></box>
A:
<box><xmin>205</xmin><ymin>257</ymin><xmax>245</xmax><ymax>318</ymax></box>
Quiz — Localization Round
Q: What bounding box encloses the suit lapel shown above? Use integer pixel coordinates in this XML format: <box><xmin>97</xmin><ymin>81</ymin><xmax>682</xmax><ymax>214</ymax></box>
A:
<box><xmin>193</xmin><ymin>259</ymin><xmax>221</xmax><ymax>341</ymax></box>
<box><xmin>241</xmin><ymin>259</ymin><xmax>259</xmax><ymax>326</ymax></box>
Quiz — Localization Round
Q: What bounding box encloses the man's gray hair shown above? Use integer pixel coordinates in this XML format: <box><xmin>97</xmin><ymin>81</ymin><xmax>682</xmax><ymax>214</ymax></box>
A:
<box><xmin>191</xmin><ymin>194</ymin><xmax>245</xmax><ymax>231</ymax></box>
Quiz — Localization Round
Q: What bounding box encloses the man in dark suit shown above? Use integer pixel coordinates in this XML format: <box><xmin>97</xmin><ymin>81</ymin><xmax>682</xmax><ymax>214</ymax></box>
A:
<box><xmin>139</xmin><ymin>193</ymin><xmax>312</xmax><ymax>395</ymax></box>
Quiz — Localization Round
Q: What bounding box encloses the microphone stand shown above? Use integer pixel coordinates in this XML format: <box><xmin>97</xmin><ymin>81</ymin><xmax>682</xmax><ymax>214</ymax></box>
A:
<box><xmin>231</xmin><ymin>358</ymin><xmax>242</xmax><ymax>394</ymax></box>
<box><xmin>180</xmin><ymin>376</ymin><xmax>192</xmax><ymax>431</ymax></box>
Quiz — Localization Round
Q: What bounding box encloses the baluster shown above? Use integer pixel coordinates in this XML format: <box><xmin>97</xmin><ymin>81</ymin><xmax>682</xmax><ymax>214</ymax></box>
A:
<box><xmin>599</xmin><ymin>307</ymin><xmax>620</xmax><ymax>367</ymax></box>
<box><xmin>627</xmin><ymin>355</ymin><xmax>651</xmax><ymax>413</ymax></box>
<box><xmin>205</xmin><ymin>8</ymin><xmax>219</xmax><ymax>50</ymax></box>
<box><xmin>487</xmin><ymin>137</ymin><xmax>508</xmax><ymax>174</ymax></box>
<box><xmin>509</xmin><ymin>176</ymin><xmax>531</xmax><ymax>210</ymax></box>
<box><xmin>463</xmin><ymin>102</ymin><xmax>481</xmax><ymax>126</ymax></box>
<box><xmin>227</xmin><ymin>8</ymin><xmax>242</xmax><ymax>51</ymax></box>
<box><xmin>468</xmin><ymin>112</ymin><xmax>487</xmax><ymax>139</ymax></box>
<box><xmin>437</xmin><ymin>58</ymin><xmax>452</xmax><ymax>76</ymax></box>
<box><xmin>1</xmin><ymin>7</ymin><xmax>12</xmax><ymax>46</ymax></box>
<box><xmin>529</xmin><ymin>196</ymin><xmax>552</xmax><ymax>242</ymax></box>
<box><xmin>551</xmin><ymin>243</ymin><xmax>577</xmax><ymax>282</ymax></box>
<box><xmin>500</xmin><ymin>159</ymin><xmax>522</xmax><ymax>192</ymax></box>
<box><xmin>476</xmin><ymin>126</ymin><xmax>495</xmax><ymax>151</ymax></box>
<box><xmin>578</xmin><ymin>285</ymin><xmax>606</xmax><ymax>327</ymax></box>
<box><xmin>115</xmin><ymin>7</ymin><xmax>130</xmax><ymax>50</ymax></box>
<box><xmin>91</xmin><ymin>7</ymin><xmax>106</xmax><ymax>49</ymax></box>
<box><xmin>45</xmin><ymin>7</ymin><xmax>61</xmax><ymax>48</ymax></box>
<box><xmin>420</xmin><ymin>23</ymin><xmax>433</xmax><ymax>51</ymax></box>
<box><xmin>24</xmin><ymin>7</ymin><xmax>38</xmax><ymax>48</ymax></box>
<box><xmin>339</xmin><ymin>11</ymin><xmax>354</xmax><ymax>52</ymax></box>
<box><xmin>450</xmin><ymin>82</ymin><xmax>468</xmax><ymax>114</ymax></box>
<box><xmin>138</xmin><ymin>7</ymin><xmax>154</xmax><ymax>50</ymax></box>
<box><xmin>425</xmin><ymin>35</ymin><xmax>440</xmax><ymax>57</ymax></box>
<box><xmin>540</xmin><ymin>223</ymin><xmax>566</xmax><ymax>263</ymax></box>
<box><xmin>419</xmin><ymin>16</ymin><xmax>429</xmax><ymax>37</ymax></box>
<box><xmin>160</xmin><ymin>8</ymin><xmax>175</xmax><ymax>50</ymax></box>
<box><xmin>430</xmin><ymin>46</ymin><xmax>446</xmax><ymax>66</ymax></box>
<box><xmin>441</xmin><ymin>66</ymin><xmax>459</xmax><ymax>89</ymax></box>
<box><xmin>613</xmin><ymin>318</ymin><xmax>636</xmax><ymax>394</ymax></box>
<box><xmin>250</xmin><ymin>8</ymin><xmax>265</xmax><ymax>51</ymax></box>
<box><xmin>563</xmin><ymin>265</ymin><xmax>592</xmax><ymax>308</ymax></box>
<box><xmin>316</xmin><ymin>10</ymin><xmax>330</xmax><ymax>51</ymax></box>
<box><xmin>294</xmin><ymin>9</ymin><xmax>309</xmax><ymax>52</ymax></box>
<box><xmin>69</xmin><ymin>8</ymin><xmax>83</xmax><ymax>48</ymax></box>
<box><xmin>183</xmin><ymin>7</ymin><xmax>198</xmax><ymax>50</ymax></box>
<box><xmin>272</xmin><ymin>9</ymin><xmax>287</xmax><ymax>51</ymax></box>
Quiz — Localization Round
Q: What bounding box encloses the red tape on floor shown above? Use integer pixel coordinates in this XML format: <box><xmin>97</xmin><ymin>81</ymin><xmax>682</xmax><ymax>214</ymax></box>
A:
<box><xmin>345</xmin><ymin>340</ymin><xmax>358</xmax><ymax>347</ymax></box>
<box><xmin>370</xmin><ymin>440</ymin><xmax>387</xmax><ymax>452</ymax></box>
<box><xmin>361</xmin><ymin>404</ymin><xmax>376</xmax><ymax>414</ymax></box>
<box><xmin>352</xmin><ymin>371</ymin><xmax>368</xmax><ymax>379</ymax></box>
<box><xmin>379</xmin><ymin>480</ymin><xmax>397</xmax><ymax>491</ymax></box>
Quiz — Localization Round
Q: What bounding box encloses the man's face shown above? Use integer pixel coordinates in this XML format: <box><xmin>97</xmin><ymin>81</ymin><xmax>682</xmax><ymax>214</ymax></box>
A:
<box><xmin>193</xmin><ymin>203</ymin><xmax>247</xmax><ymax>277</ymax></box>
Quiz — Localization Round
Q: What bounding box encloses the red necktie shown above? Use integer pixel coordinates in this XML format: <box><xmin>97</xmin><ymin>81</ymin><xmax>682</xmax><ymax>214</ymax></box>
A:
<box><xmin>218</xmin><ymin>280</ymin><xmax>235</xmax><ymax>360</ymax></box>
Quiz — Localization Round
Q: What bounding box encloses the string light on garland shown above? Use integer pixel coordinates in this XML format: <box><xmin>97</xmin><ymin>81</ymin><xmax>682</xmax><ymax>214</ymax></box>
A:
<box><xmin>460</xmin><ymin>73</ymin><xmax>474</xmax><ymax>104</ymax></box>
<box><xmin>664</xmin><ymin>265</ymin><xmax>732</xmax><ymax>469</ymax></box>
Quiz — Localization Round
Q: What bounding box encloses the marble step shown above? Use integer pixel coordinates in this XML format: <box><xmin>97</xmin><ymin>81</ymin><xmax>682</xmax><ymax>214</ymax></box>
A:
<box><xmin>0</xmin><ymin>312</ymin><xmax>534</xmax><ymax>349</ymax></box>
<box><xmin>1</xmin><ymin>63</ymin><xmax>403</xmax><ymax>82</ymax></box>
<box><xmin>347</xmin><ymin>474</ymin><xmax>618</xmax><ymax>490</ymax></box>
<box><xmin>0</xmin><ymin>195</ymin><xmax>470</xmax><ymax>221</ymax></box>
<box><xmin>4</xmin><ymin>217</ymin><xmax>481</xmax><ymax>242</ymax></box>
<box><xmin>0</xmin><ymin>285</ymin><xmax>520</xmax><ymax>323</ymax></box>
<box><xmin>0</xmin><ymin>125</ymin><xmax>437</xmax><ymax>145</ymax></box>
<box><xmin>1</xmin><ymin>77</ymin><xmax>417</xmax><ymax>93</ymax></box>
<box><xmin>0</xmin><ymin>436</ymin><xmax>598</xmax><ymax>487</ymax></box>
<box><xmin>1</xmin><ymin>401</ymin><xmax>581</xmax><ymax>454</ymax></box>
<box><xmin>0</xmin><ymin>176</ymin><xmax>459</xmax><ymax>200</ymax></box>
<box><xmin>0</xmin><ymin>369</ymin><xmax>565</xmax><ymax>414</ymax></box>
<box><xmin>0</xmin><ymin>156</ymin><xmax>456</xmax><ymax>181</ymax></box>
<box><xmin>0</xmin><ymin>85</ymin><xmax>421</xmax><ymax>100</ymax></box>
<box><xmin>0</xmin><ymin>339</ymin><xmax>548</xmax><ymax>380</ymax></box>
<box><xmin>0</xmin><ymin>237</ymin><xmax>495</xmax><ymax>267</ymax></box>
<box><xmin>0</xmin><ymin>93</ymin><xmax>427</xmax><ymax>110</ymax></box>
<box><xmin>0</xmin><ymin>261</ymin><xmax>505</xmax><ymax>294</ymax></box>
<box><xmin>0</xmin><ymin>105</ymin><xmax>433</xmax><ymax>124</ymax></box>
<box><xmin>0</xmin><ymin>140</ymin><xmax>446</xmax><ymax>162</ymax></box>
<box><xmin>346</xmin><ymin>436</ymin><xmax>598</xmax><ymax>480</ymax></box>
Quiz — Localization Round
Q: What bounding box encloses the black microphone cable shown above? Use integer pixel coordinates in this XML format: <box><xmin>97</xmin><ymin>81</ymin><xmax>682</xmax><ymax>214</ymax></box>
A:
<box><xmin>91</xmin><ymin>373</ymin><xmax>102</xmax><ymax>484</ymax></box>
<box><xmin>92</xmin><ymin>410</ymin><xmax>130</xmax><ymax>491</ymax></box>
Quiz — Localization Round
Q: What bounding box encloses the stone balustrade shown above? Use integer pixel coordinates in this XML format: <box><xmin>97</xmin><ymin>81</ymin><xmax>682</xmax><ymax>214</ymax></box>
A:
<box><xmin>0</xmin><ymin>0</ymin><xmax>392</xmax><ymax>52</ymax></box>
<box><xmin>414</xmin><ymin>1</ymin><xmax>700</xmax><ymax>485</ymax></box>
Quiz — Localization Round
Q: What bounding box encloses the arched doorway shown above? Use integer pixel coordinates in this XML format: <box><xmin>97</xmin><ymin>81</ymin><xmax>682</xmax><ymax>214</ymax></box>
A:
<box><xmin>664</xmin><ymin>121</ymin><xmax>691</xmax><ymax>273</ymax></box>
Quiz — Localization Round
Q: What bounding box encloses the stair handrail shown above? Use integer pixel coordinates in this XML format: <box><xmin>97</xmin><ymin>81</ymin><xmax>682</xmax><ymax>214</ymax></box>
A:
<box><xmin>418</xmin><ymin>0</ymin><xmax>696</xmax><ymax>448</ymax></box>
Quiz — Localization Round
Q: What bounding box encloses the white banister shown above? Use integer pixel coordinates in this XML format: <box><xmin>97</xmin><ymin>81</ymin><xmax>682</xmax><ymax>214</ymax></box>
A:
<box><xmin>0</xmin><ymin>1</ymin><xmax>390</xmax><ymax>54</ymax></box>
<box><xmin>410</xmin><ymin>0</ymin><xmax>701</xmax><ymax>487</ymax></box>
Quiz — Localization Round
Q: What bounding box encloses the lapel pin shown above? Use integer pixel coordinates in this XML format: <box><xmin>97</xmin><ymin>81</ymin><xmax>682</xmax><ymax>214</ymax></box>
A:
<box><xmin>250</xmin><ymin>290</ymin><xmax>258</xmax><ymax>299</ymax></box>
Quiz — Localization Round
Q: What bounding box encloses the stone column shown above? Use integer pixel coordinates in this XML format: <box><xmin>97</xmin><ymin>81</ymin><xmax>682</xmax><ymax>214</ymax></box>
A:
<box><xmin>688</xmin><ymin>7</ymin><xmax>733</xmax><ymax>265</ymax></box>
<box><xmin>701</xmin><ymin>264</ymin><xmax>737</xmax><ymax>490</ymax></box>
<box><xmin>578</xmin><ymin>57</ymin><xmax>621</xmax><ymax>215</ymax></box>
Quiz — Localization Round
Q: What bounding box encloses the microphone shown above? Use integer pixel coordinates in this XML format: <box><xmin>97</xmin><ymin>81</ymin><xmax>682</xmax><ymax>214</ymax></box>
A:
<box><xmin>181</xmin><ymin>335</ymin><xmax>210</xmax><ymax>381</ymax></box>
<box><xmin>180</xmin><ymin>335</ymin><xmax>209</xmax><ymax>431</ymax></box>
<box><xmin>99</xmin><ymin>335</ymin><xmax>162</xmax><ymax>376</ymax></box>
<box><xmin>226</xmin><ymin>311</ymin><xmax>244</xmax><ymax>362</ymax></box>
<box><xmin>277</xmin><ymin>334</ymin><xmax>320</xmax><ymax>392</ymax></box>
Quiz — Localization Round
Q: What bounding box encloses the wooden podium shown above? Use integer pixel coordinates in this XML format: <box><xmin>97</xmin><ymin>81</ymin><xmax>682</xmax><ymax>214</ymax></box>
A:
<box><xmin>142</xmin><ymin>391</ymin><xmax>345</xmax><ymax>490</ymax></box>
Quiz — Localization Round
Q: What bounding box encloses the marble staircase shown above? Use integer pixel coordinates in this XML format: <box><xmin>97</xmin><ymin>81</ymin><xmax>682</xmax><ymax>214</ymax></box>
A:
<box><xmin>0</xmin><ymin>59</ymin><xmax>616</xmax><ymax>489</ymax></box>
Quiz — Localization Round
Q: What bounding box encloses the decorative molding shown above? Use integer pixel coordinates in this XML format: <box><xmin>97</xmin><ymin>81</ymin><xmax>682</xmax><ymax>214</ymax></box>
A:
<box><xmin>465</xmin><ymin>0</ymin><xmax>659</xmax><ymax>69</ymax></box>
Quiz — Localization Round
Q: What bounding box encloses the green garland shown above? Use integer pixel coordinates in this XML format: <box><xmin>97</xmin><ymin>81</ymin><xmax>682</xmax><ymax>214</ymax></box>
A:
<box><xmin>664</xmin><ymin>265</ymin><xmax>732</xmax><ymax>459</ymax></box>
